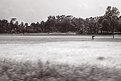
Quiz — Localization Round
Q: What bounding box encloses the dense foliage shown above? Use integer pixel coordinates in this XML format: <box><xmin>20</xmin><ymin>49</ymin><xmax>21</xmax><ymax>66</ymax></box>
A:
<box><xmin>0</xmin><ymin>6</ymin><xmax>121</xmax><ymax>34</ymax></box>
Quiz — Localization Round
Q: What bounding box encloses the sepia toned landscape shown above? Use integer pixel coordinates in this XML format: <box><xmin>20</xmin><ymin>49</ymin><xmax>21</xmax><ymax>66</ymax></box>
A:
<box><xmin>0</xmin><ymin>0</ymin><xmax>121</xmax><ymax>81</ymax></box>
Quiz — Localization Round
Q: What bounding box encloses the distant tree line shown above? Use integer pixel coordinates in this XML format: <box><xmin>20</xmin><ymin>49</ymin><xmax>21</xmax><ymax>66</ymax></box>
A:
<box><xmin>0</xmin><ymin>6</ymin><xmax>121</xmax><ymax>34</ymax></box>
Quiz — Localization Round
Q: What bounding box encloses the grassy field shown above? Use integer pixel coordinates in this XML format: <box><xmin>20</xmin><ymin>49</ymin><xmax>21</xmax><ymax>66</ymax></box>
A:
<box><xmin>0</xmin><ymin>35</ymin><xmax>121</xmax><ymax>66</ymax></box>
<box><xmin>0</xmin><ymin>35</ymin><xmax>121</xmax><ymax>81</ymax></box>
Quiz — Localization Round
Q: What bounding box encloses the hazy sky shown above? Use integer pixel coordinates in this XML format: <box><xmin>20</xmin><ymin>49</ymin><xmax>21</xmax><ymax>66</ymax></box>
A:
<box><xmin>0</xmin><ymin>0</ymin><xmax>121</xmax><ymax>23</ymax></box>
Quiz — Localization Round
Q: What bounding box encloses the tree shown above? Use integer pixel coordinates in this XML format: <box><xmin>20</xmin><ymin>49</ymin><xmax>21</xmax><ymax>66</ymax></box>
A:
<box><xmin>102</xmin><ymin>19</ymin><xmax>110</xmax><ymax>33</ymax></box>
<box><xmin>24</xmin><ymin>23</ymin><xmax>28</xmax><ymax>33</ymax></box>
<box><xmin>118</xmin><ymin>16</ymin><xmax>121</xmax><ymax>33</ymax></box>
<box><xmin>104</xmin><ymin>6</ymin><xmax>120</xmax><ymax>38</ymax></box>
<box><xmin>0</xmin><ymin>19</ymin><xmax>8</xmax><ymax>33</ymax></box>
<box><xmin>71</xmin><ymin>17</ymin><xmax>85</xmax><ymax>34</ymax></box>
<box><xmin>40</xmin><ymin>21</ymin><xmax>45</xmax><ymax>32</ymax></box>
<box><xmin>88</xmin><ymin>17</ymin><xmax>96</xmax><ymax>34</ymax></box>
<box><xmin>44</xmin><ymin>16</ymin><xmax>57</xmax><ymax>32</ymax></box>
<box><xmin>8</xmin><ymin>18</ymin><xmax>17</xmax><ymax>33</ymax></box>
<box><xmin>19</xmin><ymin>22</ymin><xmax>25</xmax><ymax>34</ymax></box>
<box><xmin>14</xmin><ymin>21</ymin><xmax>20</xmax><ymax>33</ymax></box>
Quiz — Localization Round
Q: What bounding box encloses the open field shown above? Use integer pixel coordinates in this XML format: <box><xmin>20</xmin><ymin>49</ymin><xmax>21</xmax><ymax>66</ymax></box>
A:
<box><xmin>0</xmin><ymin>35</ymin><xmax>121</xmax><ymax>67</ymax></box>
<box><xmin>0</xmin><ymin>35</ymin><xmax>121</xmax><ymax>81</ymax></box>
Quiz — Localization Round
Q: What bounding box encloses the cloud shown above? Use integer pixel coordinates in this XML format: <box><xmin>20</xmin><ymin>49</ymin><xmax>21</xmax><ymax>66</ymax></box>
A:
<box><xmin>0</xmin><ymin>0</ymin><xmax>121</xmax><ymax>23</ymax></box>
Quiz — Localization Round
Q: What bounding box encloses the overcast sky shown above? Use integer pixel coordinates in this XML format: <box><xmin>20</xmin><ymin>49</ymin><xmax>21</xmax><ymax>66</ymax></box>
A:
<box><xmin>0</xmin><ymin>0</ymin><xmax>121</xmax><ymax>23</ymax></box>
